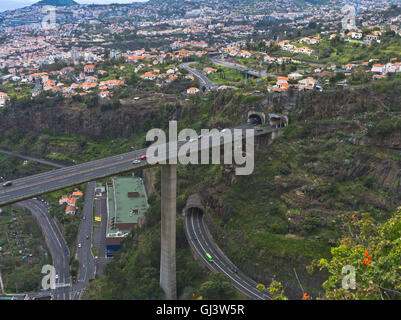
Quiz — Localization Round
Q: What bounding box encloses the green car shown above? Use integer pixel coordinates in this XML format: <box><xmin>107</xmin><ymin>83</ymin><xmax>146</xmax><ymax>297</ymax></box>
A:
<box><xmin>205</xmin><ymin>252</ymin><xmax>213</xmax><ymax>263</ymax></box>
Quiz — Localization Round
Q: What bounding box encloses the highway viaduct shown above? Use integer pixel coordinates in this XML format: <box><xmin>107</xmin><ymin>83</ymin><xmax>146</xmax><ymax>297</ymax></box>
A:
<box><xmin>0</xmin><ymin>112</ymin><xmax>287</xmax><ymax>300</ymax></box>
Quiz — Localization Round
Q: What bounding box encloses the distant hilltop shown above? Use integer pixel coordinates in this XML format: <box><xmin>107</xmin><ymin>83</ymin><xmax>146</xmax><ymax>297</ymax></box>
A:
<box><xmin>33</xmin><ymin>0</ymin><xmax>78</xmax><ymax>6</ymax></box>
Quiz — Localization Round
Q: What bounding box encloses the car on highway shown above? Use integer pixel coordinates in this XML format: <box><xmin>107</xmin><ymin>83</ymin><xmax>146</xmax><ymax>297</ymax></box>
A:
<box><xmin>78</xmin><ymin>243</ymin><xmax>82</xmax><ymax>248</ymax></box>
<box><xmin>83</xmin><ymin>216</ymin><xmax>86</xmax><ymax>220</ymax></box>
<box><xmin>139</xmin><ymin>155</ymin><xmax>147</xmax><ymax>160</ymax></box>
<box><xmin>205</xmin><ymin>252</ymin><xmax>213</xmax><ymax>263</ymax></box>
<box><xmin>132</xmin><ymin>159</ymin><xmax>141</xmax><ymax>164</ymax></box>
<box><xmin>86</xmin><ymin>235</ymin><xmax>89</xmax><ymax>239</ymax></box>
<box><xmin>2</xmin><ymin>181</ymin><xmax>12</xmax><ymax>187</ymax></box>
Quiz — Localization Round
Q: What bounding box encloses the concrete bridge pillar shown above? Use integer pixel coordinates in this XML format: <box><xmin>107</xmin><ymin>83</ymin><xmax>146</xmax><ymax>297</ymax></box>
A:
<box><xmin>160</xmin><ymin>164</ymin><xmax>177</xmax><ymax>300</ymax></box>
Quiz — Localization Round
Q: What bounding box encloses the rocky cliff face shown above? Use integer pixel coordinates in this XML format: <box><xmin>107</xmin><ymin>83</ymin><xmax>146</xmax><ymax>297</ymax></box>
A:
<box><xmin>0</xmin><ymin>97</ymin><xmax>176</xmax><ymax>140</ymax></box>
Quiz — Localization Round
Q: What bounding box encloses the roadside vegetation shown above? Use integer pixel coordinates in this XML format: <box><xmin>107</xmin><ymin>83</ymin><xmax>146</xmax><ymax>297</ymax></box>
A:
<box><xmin>0</xmin><ymin>207</ymin><xmax>51</xmax><ymax>293</ymax></box>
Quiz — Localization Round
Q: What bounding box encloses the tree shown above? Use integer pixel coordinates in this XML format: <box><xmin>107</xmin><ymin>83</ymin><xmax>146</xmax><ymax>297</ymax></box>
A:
<box><xmin>307</xmin><ymin>209</ymin><xmax>401</xmax><ymax>300</ymax></box>
<box><xmin>256</xmin><ymin>283</ymin><xmax>266</xmax><ymax>292</ymax></box>
<box><xmin>198</xmin><ymin>272</ymin><xmax>236</xmax><ymax>300</ymax></box>
<box><xmin>268</xmin><ymin>281</ymin><xmax>288</xmax><ymax>300</ymax></box>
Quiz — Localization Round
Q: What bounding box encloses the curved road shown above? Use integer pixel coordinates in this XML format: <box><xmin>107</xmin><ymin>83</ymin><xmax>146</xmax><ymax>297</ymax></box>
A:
<box><xmin>0</xmin><ymin>148</ymin><xmax>66</xmax><ymax>168</ymax></box>
<box><xmin>0</xmin><ymin>124</ymin><xmax>280</xmax><ymax>207</ymax></box>
<box><xmin>15</xmin><ymin>199</ymin><xmax>71</xmax><ymax>300</ymax></box>
<box><xmin>185</xmin><ymin>210</ymin><xmax>271</xmax><ymax>300</ymax></box>
<box><xmin>210</xmin><ymin>56</ymin><xmax>268</xmax><ymax>78</ymax></box>
<box><xmin>4</xmin><ymin>151</ymin><xmax>96</xmax><ymax>299</ymax></box>
<box><xmin>180</xmin><ymin>62</ymin><xmax>218</xmax><ymax>91</ymax></box>
<box><xmin>0</xmin><ymin>124</ymin><xmax>283</xmax><ymax>299</ymax></box>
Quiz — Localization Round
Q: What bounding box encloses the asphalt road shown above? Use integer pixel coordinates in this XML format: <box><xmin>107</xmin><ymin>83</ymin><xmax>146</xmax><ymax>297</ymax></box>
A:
<box><xmin>0</xmin><ymin>124</ymin><xmax>279</xmax><ymax>207</ymax></box>
<box><xmin>210</xmin><ymin>56</ymin><xmax>268</xmax><ymax>78</ymax></box>
<box><xmin>0</xmin><ymin>123</ymin><xmax>283</xmax><ymax>300</ymax></box>
<box><xmin>15</xmin><ymin>199</ymin><xmax>71</xmax><ymax>300</ymax></box>
<box><xmin>185</xmin><ymin>209</ymin><xmax>271</xmax><ymax>300</ymax></box>
<box><xmin>180</xmin><ymin>62</ymin><xmax>218</xmax><ymax>91</ymax></box>
<box><xmin>0</xmin><ymin>148</ymin><xmax>66</xmax><ymax>168</ymax></box>
<box><xmin>71</xmin><ymin>181</ymin><xmax>96</xmax><ymax>300</ymax></box>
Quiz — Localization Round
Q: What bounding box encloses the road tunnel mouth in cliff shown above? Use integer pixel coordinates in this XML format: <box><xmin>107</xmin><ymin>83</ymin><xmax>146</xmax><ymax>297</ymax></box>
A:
<box><xmin>185</xmin><ymin>207</ymin><xmax>205</xmax><ymax>218</ymax></box>
<box><xmin>247</xmin><ymin>114</ymin><xmax>263</xmax><ymax>125</ymax></box>
<box><xmin>183</xmin><ymin>193</ymin><xmax>206</xmax><ymax>217</ymax></box>
<box><xmin>247</xmin><ymin>111</ymin><xmax>266</xmax><ymax>126</ymax></box>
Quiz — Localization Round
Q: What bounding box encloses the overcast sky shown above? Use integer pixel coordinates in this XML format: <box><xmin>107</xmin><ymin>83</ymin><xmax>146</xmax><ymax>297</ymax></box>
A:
<box><xmin>0</xmin><ymin>0</ymin><xmax>148</xmax><ymax>12</ymax></box>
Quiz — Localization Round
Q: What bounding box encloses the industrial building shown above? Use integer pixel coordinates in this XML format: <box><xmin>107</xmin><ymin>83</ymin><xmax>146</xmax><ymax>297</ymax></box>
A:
<box><xmin>105</xmin><ymin>175</ymin><xmax>149</xmax><ymax>257</ymax></box>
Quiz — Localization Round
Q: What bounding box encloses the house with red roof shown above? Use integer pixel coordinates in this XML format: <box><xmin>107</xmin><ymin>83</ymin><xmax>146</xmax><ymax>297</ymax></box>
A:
<box><xmin>186</xmin><ymin>87</ymin><xmax>200</xmax><ymax>95</ymax></box>
<box><xmin>84</xmin><ymin>65</ymin><xmax>95</xmax><ymax>74</ymax></box>
<box><xmin>0</xmin><ymin>92</ymin><xmax>10</xmax><ymax>107</ymax></box>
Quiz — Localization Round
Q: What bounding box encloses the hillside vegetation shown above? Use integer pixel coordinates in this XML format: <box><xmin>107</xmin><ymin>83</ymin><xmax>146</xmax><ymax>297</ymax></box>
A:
<box><xmin>2</xmin><ymin>81</ymin><xmax>401</xmax><ymax>299</ymax></box>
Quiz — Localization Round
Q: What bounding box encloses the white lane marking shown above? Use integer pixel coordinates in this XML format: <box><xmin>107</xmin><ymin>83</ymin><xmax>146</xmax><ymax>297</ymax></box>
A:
<box><xmin>193</xmin><ymin>214</ymin><xmax>265</xmax><ymax>299</ymax></box>
<box><xmin>187</xmin><ymin>213</ymin><xmax>264</xmax><ymax>300</ymax></box>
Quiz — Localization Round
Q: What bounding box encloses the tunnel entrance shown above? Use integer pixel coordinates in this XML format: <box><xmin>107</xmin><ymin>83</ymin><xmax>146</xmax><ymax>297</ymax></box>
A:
<box><xmin>186</xmin><ymin>207</ymin><xmax>205</xmax><ymax>217</ymax></box>
<box><xmin>247</xmin><ymin>111</ymin><xmax>265</xmax><ymax>126</ymax></box>
<box><xmin>182</xmin><ymin>193</ymin><xmax>206</xmax><ymax>217</ymax></box>
<box><xmin>248</xmin><ymin>114</ymin><xmax>263</xmax><ymax>125</ymax></box>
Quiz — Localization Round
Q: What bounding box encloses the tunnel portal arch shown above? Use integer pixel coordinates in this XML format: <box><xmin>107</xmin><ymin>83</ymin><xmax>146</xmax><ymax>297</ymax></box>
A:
<box><xmin>247</xmin><ymin>111</ymin><xmax>266</xmax><ymax>125</ymax></box>
<box><xmin>182</xmin><ymin>193</ymin><xmax>206</xmax><ymax>217</ymax></box>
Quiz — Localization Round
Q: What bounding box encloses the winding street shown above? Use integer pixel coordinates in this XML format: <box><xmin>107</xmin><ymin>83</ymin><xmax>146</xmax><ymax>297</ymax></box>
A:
<box><xmin>185</xmin><ymin>209</ymin><xmax>271</xmax><ymax>300</ymax></box>
<box><xmin>210</xmin><ymin>55</ymin><xmax>269</xmax><ymax>78</ymax></box>
<box><xmin>14</xmin><ymin>199</ymin><xmax>71</xmax><ymax>300</ymax></box>
<box><xmin>180</xmin><ymin>61</ymin><xmax>218</xmax><ymax>91</ymax></box>
<box><xmin>3</xmin><ymin>151</ymin><xmax>95</xmax><ymax>299</ymax></box>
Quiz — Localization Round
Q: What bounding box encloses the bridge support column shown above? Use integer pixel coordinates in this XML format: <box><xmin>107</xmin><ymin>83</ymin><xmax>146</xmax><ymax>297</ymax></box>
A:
<box><xmin>160</xmin><ymin>164</ymin><xmax>177</xmax><ymax>300</ymax></box>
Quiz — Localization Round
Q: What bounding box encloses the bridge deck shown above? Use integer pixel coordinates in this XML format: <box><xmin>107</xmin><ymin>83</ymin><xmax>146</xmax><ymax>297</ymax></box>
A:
<box><xmin>0</xmin><ymin>125</ymin><xmax>282</xmax><ymax>207</ymax></box>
